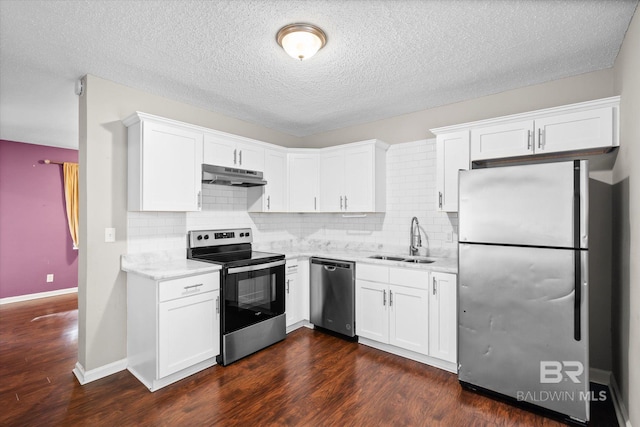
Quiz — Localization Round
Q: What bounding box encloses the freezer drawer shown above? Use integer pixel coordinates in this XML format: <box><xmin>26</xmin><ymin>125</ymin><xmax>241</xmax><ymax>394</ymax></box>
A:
<box><xmin>458</xmin><ymin>160</ymin><xmax>588</xmax><ymax>249</ymax></box>
<box><xmin>310</xmin><ymin>258</ymin><xmax>356</xmax><ymax>337</ymax></box>
<box><xmin>458</xmin><ymin>243</ymin><xmax>589</xmax><ymax>422</ymax></box>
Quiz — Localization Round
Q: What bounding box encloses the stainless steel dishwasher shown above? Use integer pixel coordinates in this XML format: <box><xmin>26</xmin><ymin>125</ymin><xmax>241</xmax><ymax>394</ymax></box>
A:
<box><xmin>310</xmin><ymin>257</ymin><xmax>356</xmax><ymax>338</ymax></box>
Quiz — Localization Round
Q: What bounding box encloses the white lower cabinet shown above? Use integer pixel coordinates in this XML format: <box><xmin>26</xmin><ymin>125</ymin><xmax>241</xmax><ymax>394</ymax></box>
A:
<box><xmin>356</xmin><ymin>263</ymin><xmax>457</xmax><ymax>371</ymax></box>
<box><xmin>356</xmin><ymin>265</ymin><xmax>430</xmax><ymax>356</ymax></box>
<box><xmin>428</xmin><ymin>272</ymin><xmax>457</xmax><ymax>363</ymax></box>
<box><xmin>285</xmin><ymin>259</ymin><xmax>299</xmax><ymax>328</ymax></box>
<box><xmin>127</xmin><ymin>271</ymin><xmax>220</xmax><ymax>391</ymax></box>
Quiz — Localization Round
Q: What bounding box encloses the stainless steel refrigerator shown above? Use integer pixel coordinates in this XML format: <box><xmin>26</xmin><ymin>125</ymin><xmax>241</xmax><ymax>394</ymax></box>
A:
<box><xmin>458</xmin><ymin>160</ymin><xmax>589</xmax><ymax>424</ymax></box>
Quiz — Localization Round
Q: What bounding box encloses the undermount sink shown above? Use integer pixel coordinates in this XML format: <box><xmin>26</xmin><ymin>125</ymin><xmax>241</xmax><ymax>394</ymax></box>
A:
<box><xmin>368</xmin><ymin>255</ymin><xmax>406</xmax><ymax>261</ymax></box>
<box><xmin>402</xmin><ymin>259</ymin><xmax>435</xmax><ymax>264</ymax></box>
<box><xmin>368</xmin><ymin>255</ymin><xmax>435</xmax><ymax>264</ymax></box>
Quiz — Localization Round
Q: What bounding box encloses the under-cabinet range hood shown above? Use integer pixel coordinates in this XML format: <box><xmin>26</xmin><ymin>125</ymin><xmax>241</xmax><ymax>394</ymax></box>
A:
<box><xmin>202</xmin><ymin>164</ymin><xmax>267</xmax><ymax>187</ymax></box>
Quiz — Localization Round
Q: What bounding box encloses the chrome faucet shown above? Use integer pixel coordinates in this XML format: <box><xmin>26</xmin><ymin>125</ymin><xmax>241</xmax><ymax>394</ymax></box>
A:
<box><xmin>410</xmin><ymin>216</ymin><xmax>421</xmax><ymax>256</ymax></box>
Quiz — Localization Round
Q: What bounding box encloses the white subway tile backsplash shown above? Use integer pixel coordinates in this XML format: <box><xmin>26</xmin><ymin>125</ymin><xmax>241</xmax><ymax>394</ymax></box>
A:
<box><xmin>127</xmin><ymin>138</ymin><xmax>458</xmax><ymax>257</ymax></box>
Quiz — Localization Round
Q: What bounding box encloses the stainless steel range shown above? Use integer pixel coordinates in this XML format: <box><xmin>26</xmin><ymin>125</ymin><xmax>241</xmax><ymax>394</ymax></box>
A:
<box><xmin>187</xmin><ymin>228</ymin><xmax>286</xmax><ymax>366</ymax></box>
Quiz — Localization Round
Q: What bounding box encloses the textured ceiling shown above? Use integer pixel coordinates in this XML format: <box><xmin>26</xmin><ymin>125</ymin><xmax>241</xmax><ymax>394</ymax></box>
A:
<box><xmin>0</xmin><ymin>0</ymin><xmax>637</xmax><ymax>149</ymax></box>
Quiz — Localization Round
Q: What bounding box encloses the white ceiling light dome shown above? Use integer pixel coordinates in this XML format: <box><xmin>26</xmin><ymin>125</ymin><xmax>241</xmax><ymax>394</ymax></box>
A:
<box><xmin>276</xmin><ymin>23</ymin><xmax>327</xmax><ymax>61</ymax></box>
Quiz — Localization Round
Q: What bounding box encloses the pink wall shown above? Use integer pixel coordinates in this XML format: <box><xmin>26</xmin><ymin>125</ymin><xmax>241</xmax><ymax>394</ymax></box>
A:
<box><xmin>0</xmin><ymin>140</ymin><xmax>79</xmax><ymax>299</ymax></box>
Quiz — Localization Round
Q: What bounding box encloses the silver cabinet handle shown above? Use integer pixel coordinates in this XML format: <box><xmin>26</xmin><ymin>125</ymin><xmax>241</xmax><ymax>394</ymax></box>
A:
<box><xmin>527</xmin><ymin>129</ymin><xmax>532</xmax><ymax>150</ymax></box>
<box><xmin>344</xmin><ymin>196</ymin><xmax>348</xmax><ymax>210</ymax></box>
<box><xmin>383</xmin><ymin>289</ymin><xmax>386</xmax><ymax>306</ymax></box>
<box><xmin>216</xmin><ymin>295</ymin><xmax>220</xmax><ymax>314</ymax></box>
<box><xmin>233</xmin><ymin>149</ymin><xmax>237</xmax><ymax>165</ymax></box>
<box><xmin>389</xmin><ymin>290</ymin><xmax>393</xmax><ymax>306</ymax></box>
<box><xmin>184</xmin><ymin>283</ymin><xmax>203</xmax><ymax>290</ymax></box>
<box><xmin>286</xmin><ymin>279</ymin><xmax>290</xmax><ymax>294</ymax></box>
<box><xmin>538</xmin><ymin>128</ymin><xmax>544</xmax><ymax>149</ymax></box>
<box><xmin>267</xmin><ymin>195</ymin><xmax>271</xmax><ymax>210</ymax></box>
<box><xmin>314</xmin><ymin>196</ymin><xmax>317</xmax><ymax>211</ymax></box>
<box><xmin>197</xmin><ymin>190</ymin><xmax>202</xmax><ymax>209</ymax></box>
<box><xmin>438</xmin><ymin>192</ymin><xmax>443</xmax><ymax>209</ymax></box>
<box><xmin>340</xmin><ymin>196</ymin><xmax>343</xmax><ymax>210</ymax></box>
<box><xmin>239</xmin><ymin>150</ymin><xmax>242</xmax><ymax>165</ymax></box>
<box><xmin>432</xmin><ymin>277</ymin><xmax>437</xmax><ymax>295</ymax></box>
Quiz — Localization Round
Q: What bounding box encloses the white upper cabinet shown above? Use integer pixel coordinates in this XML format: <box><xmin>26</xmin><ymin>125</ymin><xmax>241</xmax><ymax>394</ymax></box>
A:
<box><xmin>319</xmin><ymin>148</ymin><xmax>345</xmax><ymax>212</ymax></box>
<box><xmin>288</xmin><ymin>152</ymin><xmax>320</xmax><ymax>212</ymax></box>
<box><xmin>124</xmin><ymin>113</ymin><xmax>203</xmax><ymax>212</ymax></box>
<box><xmin>471</xmin><ymin>120</ymin><xmax>534</xmax><ymax>160</ymax></box>
<box><xmin>436</xmin><ymin>131</ymin><xmax>469</xmax><ymax>212</ymax></box>
<box><xmin>534</xmin><ymin>107</ymin><xmax>614</xmax><ymax>154</ymax></box>
<box><xmin>248</xmin><ymin>148</ymin><xmax>288</xmax><ymax>212</ymax></box>
<box><xmin>319</xmin><ymin>140</ymin><xmax>387</xmax><ymax>213</ymax></box>
<box><xmin>203</xmin><ymin>133</ymin><xmax>265</xmax><ymax>171</ymax></box>
<box><xmin>468</xmin><ymin>98</ymin><xmax>618</xmax><ymax>162</ymax></box>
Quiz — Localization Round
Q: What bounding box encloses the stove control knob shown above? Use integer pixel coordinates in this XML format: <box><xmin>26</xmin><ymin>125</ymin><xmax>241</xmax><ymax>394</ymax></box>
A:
<box><xmin>240</xmin><ymin>232</ymin><xmax>245</xmax><ymax>237</ymax></box>
<box><xmin>204</xmin><ymin>234</ymin><xmax>209</xmax><ymax>240</ymax></box>
<box><xmin>246</xmin><ymin>232</ymin><xmax>250</xmax><ymax>237</ymax></box>
<box><xmin>197</xmin><ymin>235</ymin><xmax>203</xmax><ymax>241</ymax></box>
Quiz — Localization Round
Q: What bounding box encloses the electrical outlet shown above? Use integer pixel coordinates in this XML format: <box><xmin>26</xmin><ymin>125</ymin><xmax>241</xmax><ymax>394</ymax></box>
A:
<box><xmin>446</xmin><ymin>232</ymin><xmax>453</xmax><ymax>242</ymax></box>
<box><xmin>46</xmin><ymin>274</ymin><xmax>54</xmax><ymax>283</ymax></box>
<box><xmin>105</xmin><ymin>227</ymin><xmax>116</xmax><ymax>243</ymax></box>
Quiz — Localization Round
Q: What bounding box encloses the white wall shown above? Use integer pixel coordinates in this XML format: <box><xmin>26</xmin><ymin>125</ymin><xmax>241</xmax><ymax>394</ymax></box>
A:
<box><xmin>612</xmin><ymin>6</ymin><xmax>640</xmax><ymax>426</ymax></box>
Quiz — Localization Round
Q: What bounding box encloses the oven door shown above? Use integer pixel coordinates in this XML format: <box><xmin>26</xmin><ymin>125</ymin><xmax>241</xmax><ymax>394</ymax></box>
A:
<box><xmin>222</xmin><ymin>259</ymin><xmax>285</xmax><ymax>334</ymax></box>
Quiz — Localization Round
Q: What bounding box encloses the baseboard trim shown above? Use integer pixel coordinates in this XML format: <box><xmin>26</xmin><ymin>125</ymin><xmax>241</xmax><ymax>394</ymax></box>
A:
<box><xmin>589</xmin><ymin>367</ymin><xmax>611</xmax><ymax>385</ymax></box>
<box><xmin>0</xmin><ymin>287</ymin><xmax>78</xmax><ymax>305</ymax></box>
<box><xmin>73</xmin><ymin>359</ymin><xmax>127</xmax><ymax>385</ymax></box>
<box><xmin>609</xmin><ymin>374</ymin><xmax>632</xmax><ymax>427</ymax></box>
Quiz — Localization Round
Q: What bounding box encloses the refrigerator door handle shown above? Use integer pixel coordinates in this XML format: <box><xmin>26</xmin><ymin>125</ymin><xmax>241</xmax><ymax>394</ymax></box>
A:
<box><xmin>574</xmin><ymin>250</ymin><xmax>581</xmax><ymax>341</ymax></box>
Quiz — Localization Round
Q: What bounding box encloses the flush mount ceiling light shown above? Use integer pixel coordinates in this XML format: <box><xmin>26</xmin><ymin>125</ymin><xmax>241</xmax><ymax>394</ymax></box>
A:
<box><xmin>276</xmin><ymin>23</ymin><xmax>327</xmax><ymax>61</ymax></box>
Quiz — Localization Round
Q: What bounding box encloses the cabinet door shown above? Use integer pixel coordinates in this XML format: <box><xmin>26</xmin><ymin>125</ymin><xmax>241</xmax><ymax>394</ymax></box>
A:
<box><xmin>263</xmin><ymin>149</ymin><xmax>287</xmax><ymax>211</ymax></box>
<box><xmin>236</xmin><ymin>142</ymin><xmax>265</xmax><ymax>171</ymax></box>
<box><xmin>356</xmin><ymin>280</ymin><xmax>388</xmax><ymax>343</ymax></box>
<box><xmin>319</xmin><ymin>149</ymin><xmax>345</xmax><ymax>212</ymax></box>
<box><xmin>535</xmin><ymin>107</ymin><xmax>614</xmax><ymax>154</ymax></box>
<box><xmin>429</xmin><ymin>272</ymin><xmax>457</xmax><ymax>363</ymax></box>
<box><xmin>142</xmin><ymin>121</ymin><xmax>203</xmax><ymax>211</ymax></box>
<box><xmin>203</xmin><ymin>134</ymin><xmax>236</xmax><ymax>168</ymax></box>
<box><xmin>470</xmin><ymin>120</ymin><xmax>533</xmax><ymax>161</ymax></box>
<box><xmin>285</xmin><ymin>261</ymin><xmax>298</xmax><ymax>327</ymax></box>
<box><xmin>344</xmin><ymin>145</ymin><xmax>375</xmax><ymax>212</ymax></box>
<box><xmin>388</xmin><ymin>284</ymin><xmax>429</xmax><ymax>355</ymax></box>
<box><xmin>436</xmin><ymin>131</ymin><xmax>469</xmax><ymax>212</ymax></box>
<box><xmin>158</xmin><ymin>290</ymin><xmax>218</xmax><ymax>378</ymax></box>
<box><xmin>288</xmin><ymin>153</ymin><xmax>319</xmax><ymax>212</ymax></box>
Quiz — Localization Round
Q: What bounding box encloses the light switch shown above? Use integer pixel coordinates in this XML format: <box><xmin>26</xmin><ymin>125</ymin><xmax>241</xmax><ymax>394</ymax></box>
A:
<box><xmin>105</xmin><ymin>227</ymin><xmax>116</xmax><ymax>243</ymax></box>
<box><xmin>46</xmin><ymin>274</ymin><xmax>54</xmax><ymax>283</ymax></box>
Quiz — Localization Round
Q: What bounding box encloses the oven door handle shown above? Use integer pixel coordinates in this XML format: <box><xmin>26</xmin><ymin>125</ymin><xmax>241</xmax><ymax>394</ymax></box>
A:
<box><xmin>227</xmin><ymin>259</ymin><xmax>285</xmax><ymax>275</ymax></box>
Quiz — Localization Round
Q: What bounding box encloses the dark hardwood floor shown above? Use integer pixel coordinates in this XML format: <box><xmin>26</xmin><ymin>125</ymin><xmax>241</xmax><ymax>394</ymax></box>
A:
<box><xmin>0</xmin><ymin>294</ymin><xmax>618</xmax><ymax>426</ymax></box>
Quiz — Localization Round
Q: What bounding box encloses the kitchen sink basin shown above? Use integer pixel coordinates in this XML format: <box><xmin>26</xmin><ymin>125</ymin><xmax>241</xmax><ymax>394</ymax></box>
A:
<box><xmin>402</xmin><ymin>259</ymin><xmax>435</xmax><ymax>264</ymax></box>
<box><xmin>368</xmin><ymin>255</ymin><xmax>406</xmax><ymax>261</ymax></box>
<box><xmin>368</xmin><ymin>255</ymin><xmax>435</xmax><ymax>264</ymax></box>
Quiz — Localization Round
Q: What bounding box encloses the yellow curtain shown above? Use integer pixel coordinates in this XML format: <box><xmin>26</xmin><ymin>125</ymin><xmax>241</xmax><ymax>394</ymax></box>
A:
<box><xmin>63</xmin><ymin>162</ymin><xmax>79</xmax><ymax>249</ymax></box>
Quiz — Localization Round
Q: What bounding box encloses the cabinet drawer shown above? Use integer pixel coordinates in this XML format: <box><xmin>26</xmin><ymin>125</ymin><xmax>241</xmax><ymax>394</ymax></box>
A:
<box><xmin>357</xmin><ymin>264</ymin><xmax>389</xmax><ymax>283</ymax></box>
<box><xmin>389</xmin><ymin>267</ymin><xmax>429</xmax><ymax>289</ymax></box>
<box><xmin>159</xmin><ymin>273</ymin><xmax>219</xmax><ymax>302</ymax></box>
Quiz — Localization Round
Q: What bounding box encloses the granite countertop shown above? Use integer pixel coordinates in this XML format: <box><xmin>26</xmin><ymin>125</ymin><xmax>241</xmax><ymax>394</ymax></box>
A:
<box><xmin>280</xmin><ymin>250</ymin><xmax>458</xmax><ymax>274</ymax></box>
<box><xmin>121</xmin><ymin>250</ymin><xmax>221</xmax><ymax>280</ymax></box>
<box><xmin>121</xmin><ymin>245</ymin><xmax>458</xmax><ymax>280</ymax></box>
